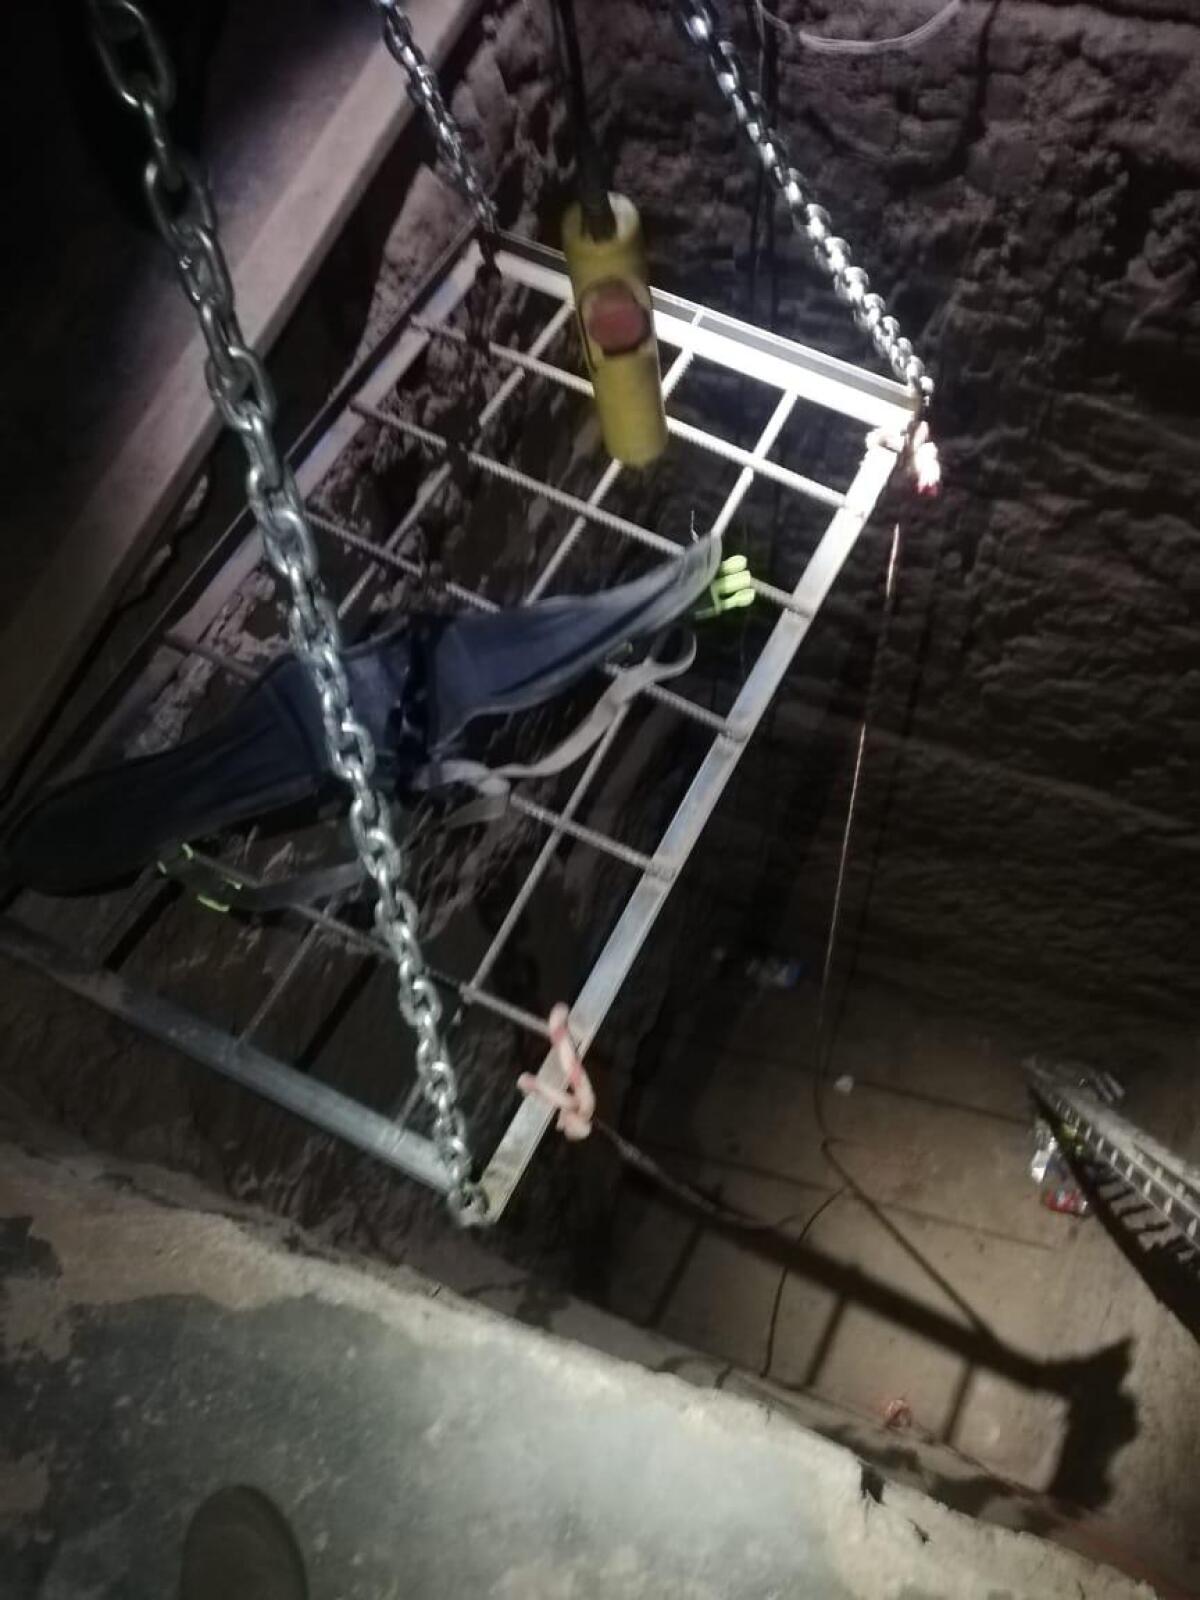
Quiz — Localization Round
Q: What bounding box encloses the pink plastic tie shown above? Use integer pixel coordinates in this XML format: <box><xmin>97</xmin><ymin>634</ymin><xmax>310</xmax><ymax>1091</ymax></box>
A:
<box><xmin>868</xmin><ymin>419</ymin><xmax>942</xmax><ymax>497</ymax></box>
<box><xmin>517</xmin><ymin>1003</ymin><xmax>596</xmax><ymax>1141</ymax></box>
<box><xmin>909</xmin><ymin>420</ymin><xmax>942</xmax><ymax>497</ymax></box>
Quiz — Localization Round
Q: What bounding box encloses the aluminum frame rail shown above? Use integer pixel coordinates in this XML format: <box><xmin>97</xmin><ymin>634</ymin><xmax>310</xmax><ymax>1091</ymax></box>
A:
<box><xmin>1</xmin><ymin>230</ymin><xmax>912</xmax><ymax>1221</ymax></box>
<box><xmin>1028</xmin><ymin>1061</ymin><xmax>1200</xmax><ymax>1261</ymax></box>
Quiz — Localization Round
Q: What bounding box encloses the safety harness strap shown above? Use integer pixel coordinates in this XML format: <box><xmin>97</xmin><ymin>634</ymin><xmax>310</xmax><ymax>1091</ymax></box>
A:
<box><xmin>423</xmin><ymin>639</ymin><xmax>698</xmax><ymax>829</ymax></box>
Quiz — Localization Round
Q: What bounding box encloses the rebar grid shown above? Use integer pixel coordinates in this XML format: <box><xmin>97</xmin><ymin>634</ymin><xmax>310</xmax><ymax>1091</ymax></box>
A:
<box><xmin>2</xmin><ymin>231</ymin><xmax>912</xmax><ymax>1214</ymax></box>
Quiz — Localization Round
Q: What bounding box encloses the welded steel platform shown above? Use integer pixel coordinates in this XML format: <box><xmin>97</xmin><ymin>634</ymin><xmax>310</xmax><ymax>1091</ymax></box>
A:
<box><xmin>0</xmin><ymin>229</ymin><xmax>913</xmax><ymax>1221</ymax></box>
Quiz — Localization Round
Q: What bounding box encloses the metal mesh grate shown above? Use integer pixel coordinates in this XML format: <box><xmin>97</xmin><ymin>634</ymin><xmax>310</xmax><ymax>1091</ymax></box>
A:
<box><xmin>0</xmin><ymin>230</ymin><xmax>913</xmax><ymax>1220</ymax></box>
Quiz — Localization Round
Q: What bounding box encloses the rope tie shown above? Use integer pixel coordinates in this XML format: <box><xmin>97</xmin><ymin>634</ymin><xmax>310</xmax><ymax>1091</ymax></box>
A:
<box><xmin>518</xmin><ymin>1003</ymin><xmax>596</xmax><ymax>1141</ymax></box>
<box><xmin>869</xmin><ymin>419</ymin><xmax>942</xmax><ymax>498</ymax></box>
<box><xmin>908</xmin><ymin>421</ymin><xmax>942</xmax><ymax>497</ymax></box>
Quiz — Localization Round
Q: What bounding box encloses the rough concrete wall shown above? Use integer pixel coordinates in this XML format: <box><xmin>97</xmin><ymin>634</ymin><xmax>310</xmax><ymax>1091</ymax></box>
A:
<box><xmin>587</xmin><ymin>0</ymin><xmax>1200</xmax><ymax>1056</ymax></box>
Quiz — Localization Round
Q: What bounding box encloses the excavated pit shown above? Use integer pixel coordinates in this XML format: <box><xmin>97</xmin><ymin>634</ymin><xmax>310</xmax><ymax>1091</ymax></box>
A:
<box><xmin>3</xmin><ymin>0</ymin><xmax>1200</xmax><ymax>1584</ymax></box>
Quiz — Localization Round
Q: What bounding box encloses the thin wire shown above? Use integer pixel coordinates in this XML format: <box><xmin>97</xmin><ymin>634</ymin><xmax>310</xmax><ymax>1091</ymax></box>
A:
<box><xmin>807</xmin><ymin>520</ymin><xmax>991</xmax><ymax>1334</ymax></box>
<box><xmin>760</xmin><ymin>1186</ymin><xmax>844</xmax><ymax>1378</ymax></box>
<box><xmin>600</xmin><ymin>1121</ymin><xmax>836</xmax><ymax>1235</ymax></box>
<box><xmin>759</xmin><ymin>0</ymin><xmax>966</xmax><ymax>56</ymax></box>
<box><xmin>814</xmin><ymin>520</ymin><xmax>902</xmax><ymax>1065</ymax></box>
<box><xmin>599</xmin><ymin>519</ymin><xmax>979</xmax><ymax>1335</ymax></box>
<box><xmin>597</xmin><ymin>1116</ymin><xmax>848</xmax><ymax>1380</ymax></box>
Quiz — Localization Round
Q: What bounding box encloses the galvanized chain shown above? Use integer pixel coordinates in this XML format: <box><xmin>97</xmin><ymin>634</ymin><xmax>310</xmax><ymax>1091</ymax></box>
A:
<box><xmin>373</xmin><ymin>0</ymin><xmax>497</xmax><ymax>237</ymax></box>
<box><xmin>86</xmin><ymin>0</ymin><xmax>485</xmax><ymax>1223</ymax></box>
<box><xmin>675</xmin><ymin>0</ymin><xmax>933</xmax><ymax>411</ymax></box>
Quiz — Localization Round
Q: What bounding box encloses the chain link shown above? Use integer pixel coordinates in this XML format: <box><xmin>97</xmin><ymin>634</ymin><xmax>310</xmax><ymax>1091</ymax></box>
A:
<box><xmin>675</xmin><ymin>0</ymin><xmax>933</xmax><ymax>411</ymax></box>
<box><xmin>373</xmin><ymin>0</ymin><xmax>497</xmax><ymax>236</ymax></box>
<box><xmin>86</xmin><ymin>0</ymin><xmax>485</xmax><ymax>1223</ymax></box>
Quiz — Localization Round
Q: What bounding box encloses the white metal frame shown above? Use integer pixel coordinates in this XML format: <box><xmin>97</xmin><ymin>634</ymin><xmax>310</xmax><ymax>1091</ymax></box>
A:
<box><xmin>467</xmin><ymin>237</ymin><xmax>911</xmax><ymax>1213</ymax></box>
<box><xmin>1</xmin><ymin>230</ymin><xmax>912</xmax><ymax>1221</ymax></box>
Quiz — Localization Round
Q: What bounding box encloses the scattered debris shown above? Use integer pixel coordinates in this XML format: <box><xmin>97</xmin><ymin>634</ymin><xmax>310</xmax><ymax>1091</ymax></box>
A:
<box><xmin>1030</xmin><ymin>1119</ymin><xmax>1090</xmax><ymax>1216</ymax></box>
<box><xmin>1027</xmin><ymin>1066</ymin><xmax>1126</xmax><ymax>1216</ymax></box>
<box><xmin>744</xmin><ymin>955</ymin><xmax>807</xmax><ymax>990</ymax></box>
<box><xmin>882</xmin><ymin>1397</ymin><xmax>913</xmax><ymax>1430</ymax></box>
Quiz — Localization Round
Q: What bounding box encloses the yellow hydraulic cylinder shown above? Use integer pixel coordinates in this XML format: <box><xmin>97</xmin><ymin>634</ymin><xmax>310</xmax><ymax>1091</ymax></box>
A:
<box><xmin>562</xmin><ymin>193</ymin><xmax>668</xmax><ymax>467</ymax></box>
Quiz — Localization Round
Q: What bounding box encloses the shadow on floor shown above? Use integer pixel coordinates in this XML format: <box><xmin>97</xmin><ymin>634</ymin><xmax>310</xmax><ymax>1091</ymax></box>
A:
<box><xmin>618</xmin><ymin>1167</ymin><xmax>1140</xmax><ymax>1516</ymax></box>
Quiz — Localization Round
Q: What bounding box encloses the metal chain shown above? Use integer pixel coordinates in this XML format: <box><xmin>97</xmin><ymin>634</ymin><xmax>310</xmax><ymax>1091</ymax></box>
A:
<box><xmin>675</xmin><ymin>0</ymin><xmax>933</xmax><ymax>411</ymax></box>
<box><xmin>373</xmin><ymin>0</ymin><xmax>497</xmax><ymax>236</ymax></box>
<box><xmin>86</xmin><ymin>0</ymin><xmax>485</xmax><ymax>1222</ymax></box>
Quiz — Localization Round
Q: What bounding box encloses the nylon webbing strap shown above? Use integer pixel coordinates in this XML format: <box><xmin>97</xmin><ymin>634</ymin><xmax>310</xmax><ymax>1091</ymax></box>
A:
<box><xmin>158</xmin><ymin>850</ymin><xmax>369</xmax><ymax>915</ymax></box>
<box><xmin>430</xmin><ymin>641</ymin><xmax>699</xmax><ymax>828</ymax></box>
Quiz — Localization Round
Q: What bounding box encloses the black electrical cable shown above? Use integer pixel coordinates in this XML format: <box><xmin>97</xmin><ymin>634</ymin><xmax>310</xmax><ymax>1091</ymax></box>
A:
<box><xmin>739</xmin><ymin>2</ymin><xmax>782</xmax><ymax>827</ymax></box>
<box><xmin>551</xmin><ymin>0</ymin><xmax>616</xmax><ymax>239</ymax></box>
<box><xmin>553</xmin><ymin>0</ymin><xmax>590</xmax><ymax>147</ymax></box>
<box><xmin>741</xmin><ymin>0</ymin><xmax>771</xmax><ymax>327</ymax></box>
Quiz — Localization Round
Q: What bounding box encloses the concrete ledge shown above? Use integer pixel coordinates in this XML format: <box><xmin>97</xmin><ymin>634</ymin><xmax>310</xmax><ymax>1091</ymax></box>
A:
<box><xmin>0</xmin><ymin>1134</ymin><xmax>1153</xmax><ymax>1599</ymax></box>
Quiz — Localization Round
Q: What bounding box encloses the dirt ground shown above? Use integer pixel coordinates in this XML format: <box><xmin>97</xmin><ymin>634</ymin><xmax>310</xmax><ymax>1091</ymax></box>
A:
<box><xmin>600</xmin><ymin>961</ymin><xmax>1200</xmax><ymax>1595</ymax></box>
